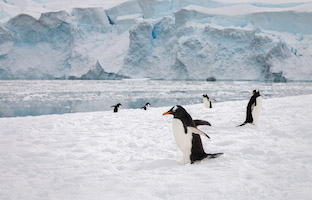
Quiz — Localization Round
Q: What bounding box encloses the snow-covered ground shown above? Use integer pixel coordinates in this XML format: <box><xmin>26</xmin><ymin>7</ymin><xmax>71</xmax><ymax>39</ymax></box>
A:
<box><xmin>1</xmin><ymin>94</ymin><xmax>311</xmax><ymax>200</ymax></box>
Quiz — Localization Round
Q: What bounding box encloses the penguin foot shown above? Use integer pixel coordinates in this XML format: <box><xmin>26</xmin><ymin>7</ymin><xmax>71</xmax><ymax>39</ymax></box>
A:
<box><xmin>178</xmin><ymin>160</ymin><xmax>184</xmax><ymax>165</ymax></box>
<box><xmin>178</xmin><ymin>160</ymin><xmax>190</xmax><ymax>165</ymax></box>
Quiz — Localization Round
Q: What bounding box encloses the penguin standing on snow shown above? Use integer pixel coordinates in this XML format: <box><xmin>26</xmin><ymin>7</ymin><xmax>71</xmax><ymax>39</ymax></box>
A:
<box><xmin>203</xmin><ymin>94</ymin><xmax>214</xmax><ymax>108</ymax></box>
<box><xmin>251</xmin><ymin>91</ymin><xmax>262</xmax><ymax>125</ymax></box>
<box><xmin>141</xmin><ymin>102</ymin><xmax>150</xmax><ymax>110</ymax></box>
<box><xmin>239</xmin><ymin>90</ymin><xmax>262</xmax><ymax>126</ymax></box>
<box><xmin>163</xmin><ymin>105</ymin><xmax>223</xmax><ymax>164</ymax></box>
<box><xmin>111</xmin><ymin>103</ymin><xmax>122</xmax><ymax>113</ymax></box>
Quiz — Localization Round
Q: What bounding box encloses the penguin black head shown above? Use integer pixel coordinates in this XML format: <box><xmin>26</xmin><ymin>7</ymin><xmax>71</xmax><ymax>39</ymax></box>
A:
<box><xmin>111</xmin><ymin>103</ymin><xmax>122</xmax><ymax>108</ymax></box>
<box><xmin>163</xmin><ymin>105</ymin><xmax>190</xmax><ymax>119</ymax></box>
<box><xmin>253</xmin><ymin>90</ymin><xmax>256</xmax><ymax>95</ymax></box>
<box><xmin>203</xmin><ymin>94</ymin><xmax>209</xmax><ymax>98</ymax></box>
<box><xmin>142</xmin><ymin>102</ymin><xmax>151</xmax><ymax>110</ymax></box>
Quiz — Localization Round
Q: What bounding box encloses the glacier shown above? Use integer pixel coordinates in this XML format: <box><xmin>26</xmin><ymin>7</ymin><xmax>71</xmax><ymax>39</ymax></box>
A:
<box><xmin>0</xmin><ymin>0</ymin><xmax>312</xmax><ymax>81</ymax></box>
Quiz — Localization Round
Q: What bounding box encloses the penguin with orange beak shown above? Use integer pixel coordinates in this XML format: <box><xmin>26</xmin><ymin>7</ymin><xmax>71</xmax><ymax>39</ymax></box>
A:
<box><xmin>239</xmin><ymin>90</ymin><xmax>262</xmax><ymax>126</ymax></box>
<box><xmin>163</xmin><ymin>105</ymin><xmax>223</xmax><ymax>164</ymax></box>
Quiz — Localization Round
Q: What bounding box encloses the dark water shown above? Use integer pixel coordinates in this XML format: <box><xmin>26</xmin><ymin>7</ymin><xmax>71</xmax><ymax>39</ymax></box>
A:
<box><xmin>1</xmin><ymin>80</ymin><xmax>312</xmax><ymax>117</ymax></box>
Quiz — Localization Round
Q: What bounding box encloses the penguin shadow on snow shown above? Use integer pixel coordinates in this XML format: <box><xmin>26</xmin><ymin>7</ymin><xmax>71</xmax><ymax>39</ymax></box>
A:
<box><xmin>139</xmin><ymin>159</ymin><xmax>180</xmax><ymax>170</ymax></box>
<box><xmin>139</xmin><ymin>156</ymin><xmax>223</xmax><ymax>170</ymax></box>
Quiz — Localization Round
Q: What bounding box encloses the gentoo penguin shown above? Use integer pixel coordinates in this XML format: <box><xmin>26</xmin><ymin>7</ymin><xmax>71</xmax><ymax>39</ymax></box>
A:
<box><xmin>163</xmin><ymin>105</ymin><xmax>223</xmax><ymax>164</ymax></box>
<box><xmin>141</xmin><ymin>102</ymin><xmax>150</xmax><ymax>110</ymax></box>
<box><xmin>251</xmin><ymin>91</ymin><xmax>262</xmax><ymax>125</ymax></box>
<box><xmin>111</xmin><ymin>103</ymin><xmax>122</xmax><ymax>113</ymax></box>
<box><xmin>239</xmin><ymin>90</ymin><xmax>262</xmax><ymax>126</ymax></box>
<box><xmin>203</xmin><ymin>94</ymin><xmax>214</xmax><ymax>108</ymax></box>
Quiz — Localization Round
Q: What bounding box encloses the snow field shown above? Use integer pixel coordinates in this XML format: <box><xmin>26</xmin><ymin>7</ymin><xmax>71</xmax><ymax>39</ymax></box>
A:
<box><xmin>0</xmin><ymin>95</ymin><xmax>312</xmax><ymax>199</ymax></box>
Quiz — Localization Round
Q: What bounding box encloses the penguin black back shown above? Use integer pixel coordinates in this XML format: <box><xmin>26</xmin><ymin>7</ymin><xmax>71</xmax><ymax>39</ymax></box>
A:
<box><xmin>191</xmin><ymin>133</ymin><xmax>209</xmax><ymax>162</ymax></box>
<box><xmin>111</xmin><ymin>103</ymin><xmax>122</xmax><ymax>113</ymax></box>
<box><xmin>239</xmin><ymin>90</ymin><xmax>260</xmax><ymax>126</ymax></box>
<box><xmin>141</xmin><ymin>102</ymin><xmax>150</xmax><ymax>110</ymax></box>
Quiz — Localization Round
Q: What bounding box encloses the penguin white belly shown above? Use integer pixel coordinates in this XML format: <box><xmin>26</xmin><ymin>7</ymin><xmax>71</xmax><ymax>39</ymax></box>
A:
<box><xmin>203</xmin><ymin>98</ymin><xmax>210</xmax><ymax>108</ymax></box>
<box><xmin>252</xmin><ymin>97</ymin><xmax>262</xmax><ymax>125</ymax></box>
<box><xmin>172</xmin><ymin>119</ymin><xmax>193</xmax><ymax>163</ymax></box>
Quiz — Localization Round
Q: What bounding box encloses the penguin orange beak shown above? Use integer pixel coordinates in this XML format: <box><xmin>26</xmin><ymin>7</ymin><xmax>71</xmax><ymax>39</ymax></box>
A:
<box><xmin>163</xmin><ymin>112</ymin><xmax>171</xmax><ymax>115</ymax></box>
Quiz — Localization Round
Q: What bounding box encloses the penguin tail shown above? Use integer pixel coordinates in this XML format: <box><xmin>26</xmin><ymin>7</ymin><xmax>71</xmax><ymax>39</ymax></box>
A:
<box><xmin>206</xmin><ymin>153</ymin><xmax>223</xmax><ymax>159</ymax></box>
<box><xmin>238</xmin><ymin>122</ymin><xmax>247</xmax><ymax>127</ymax></box>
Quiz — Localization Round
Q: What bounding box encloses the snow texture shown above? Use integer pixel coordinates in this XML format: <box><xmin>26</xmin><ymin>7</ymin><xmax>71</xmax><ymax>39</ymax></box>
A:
<box><xmin>0</xmin><ymin>94</ymin><xmax>311</xmax><ymax>199</ymax></box>
<box><xmin>1</xmin><ymin>0</ymin><xmax>312</xmax><ymax>80</ymax></box>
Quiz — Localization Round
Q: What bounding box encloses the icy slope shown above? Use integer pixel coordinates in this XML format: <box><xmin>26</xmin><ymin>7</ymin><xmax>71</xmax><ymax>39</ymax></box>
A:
<box><xmin>121</xmin><ymin>4</ymin><xmax>312</xmax><ymax>80</ymax></box>
<box><xmin>0</xmin><ymin>95</ymin><xmax>312</xmax><ymax>199</ymax></box>
<box><xmin>1</xmin><ymin>0</ymin><xmax>312</xmax><ymax>80</ymax></box>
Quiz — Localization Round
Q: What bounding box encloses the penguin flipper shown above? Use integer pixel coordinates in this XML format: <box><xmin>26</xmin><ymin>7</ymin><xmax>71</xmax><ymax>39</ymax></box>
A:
<box><xmin>206</xmin><ymin>153</ymin><xmax>223</xmax><ymax>159</ymax></box>
<box><xmin>187</xmin><ymin>127</ymin><xmax>210</xmax><ymax>139</ymax></box>
<box><xmin>194</xmin><ymin>120</ymin><xmax>211</xmax><ymax>127</ymax></box>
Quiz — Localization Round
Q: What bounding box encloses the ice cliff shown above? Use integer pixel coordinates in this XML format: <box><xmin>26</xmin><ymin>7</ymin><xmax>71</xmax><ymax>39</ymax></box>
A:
<box><xmin>0</xmin><ymin>0</ymin><xmax>312</xmax><ymax>81</ymax></box>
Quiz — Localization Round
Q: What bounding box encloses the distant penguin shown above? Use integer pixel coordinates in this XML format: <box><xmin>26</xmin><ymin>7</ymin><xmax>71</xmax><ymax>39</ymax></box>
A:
<box><xmin>251</xmin><ymin>91</ymin><xmax>262</xmax><ymax>125</ymax></box>
<box><xmin>203</xmin><ymin>94</ymin><xmax>214</xmax><ymax>108</ymax></box>
<box><xmin>141</xmin><ymin>102</ymin><xmax>150</xmax><ymax>110</ymax></box>
<box><xmin>239</xmin><ymin>90</ymin><xmax>262</xmax><ymax>126</ymax></box>
<box><xmin>111</xmin><ymin>103</ymin><xmax>122</xmax><ymax>113</ymax></box>
<box><xmin>163</xmin><ymin>105</ymin><xmax>223</xmax><ymax>164</ymax></box>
